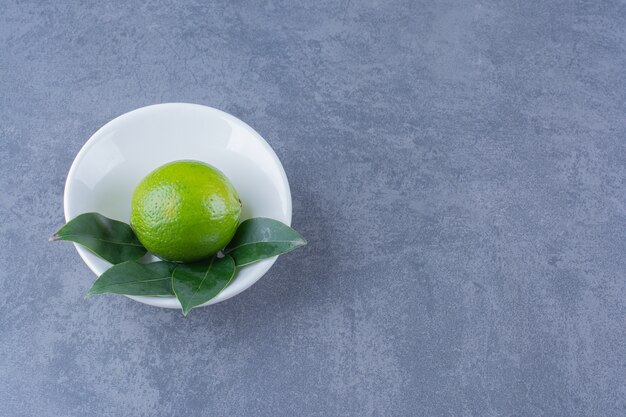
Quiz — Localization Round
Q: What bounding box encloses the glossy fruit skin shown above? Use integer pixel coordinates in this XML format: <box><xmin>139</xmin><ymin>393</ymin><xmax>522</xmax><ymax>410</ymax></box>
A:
<box><xmin>130</xmin><ymin>160</ymin><xmax>241</xmax><ymax>262</ymax></box>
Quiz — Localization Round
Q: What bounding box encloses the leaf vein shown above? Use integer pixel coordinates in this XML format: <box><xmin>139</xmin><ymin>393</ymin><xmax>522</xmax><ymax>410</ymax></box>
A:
<box><xmin>91</xmin><ymin>277</ymin><xmax>170</xmax><ymax>291</ymax></box>
<box><xmin>187</xmin><ymin>257</ymin><xmax>216</xmax><ymax>308</ymax></box>
<box><xmin>225</xmin><ymin>239</ymin><xmax>304</xmax><ymax>253</ymax></box>
<box><xmin>59</xmin><ymin>234</ymin><xmax>144</xmax><ymax>247</ymax></box>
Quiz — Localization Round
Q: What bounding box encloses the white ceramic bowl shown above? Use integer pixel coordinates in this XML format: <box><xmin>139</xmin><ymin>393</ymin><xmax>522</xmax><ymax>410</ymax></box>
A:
<box><xmin>64</xmin><ymin>103</ymin><xmax>292</xmax><ymax>309</ymax></box>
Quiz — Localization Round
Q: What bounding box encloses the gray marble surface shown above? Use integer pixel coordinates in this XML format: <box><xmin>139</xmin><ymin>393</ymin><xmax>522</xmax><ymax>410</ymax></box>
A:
<box><xmin>1</xmin><ymin>1</ymin><xmax>625</xmax><ymax>416</ymax></box>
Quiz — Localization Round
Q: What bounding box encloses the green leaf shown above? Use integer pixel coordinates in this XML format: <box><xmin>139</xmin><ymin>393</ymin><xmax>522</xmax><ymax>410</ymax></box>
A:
<box><xmin>87</xmin><ymin>261</ymin><xmax>176</xmax><ymax>297</ymax></box>
<box><xmin>224</xmin><ymin>217</ymin><xmax>307</xmax><ymax>267</ymax></box>
<box><xmin>172</xmin><ymin>255</ymin><xmax>236</xmax><ymax>316</ymax></box>
<box><xmin>50</xmin><ymin>212</ymin><xmax>147</xmax><ymax>264</ymax></box>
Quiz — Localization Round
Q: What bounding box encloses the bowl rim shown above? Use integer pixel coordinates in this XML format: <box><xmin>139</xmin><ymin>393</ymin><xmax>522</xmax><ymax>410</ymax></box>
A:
<box><xmin>63</xmin><ymin>102</ymin><xmax>292</xmax><ymax>309</ymax></box>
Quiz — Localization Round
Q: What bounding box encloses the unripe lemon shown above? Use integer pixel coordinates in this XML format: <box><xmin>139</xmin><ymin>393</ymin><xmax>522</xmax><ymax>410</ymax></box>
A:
<box><xmin>130</xmin><ymin>160</ymin><xmax>241</xmax><ymax>262</ymax></box>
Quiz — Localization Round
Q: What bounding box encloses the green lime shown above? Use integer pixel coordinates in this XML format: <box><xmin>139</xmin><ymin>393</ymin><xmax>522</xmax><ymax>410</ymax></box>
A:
<box><xmin>130</xmin><ymin>160</ymin><xmax>242</xmax><ymax>262</ymax></box>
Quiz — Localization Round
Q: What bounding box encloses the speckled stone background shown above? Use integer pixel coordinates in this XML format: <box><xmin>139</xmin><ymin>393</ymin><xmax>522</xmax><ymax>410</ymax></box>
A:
<box><xmin>1</xmin><ymin>1</ymin><xmax>625</xmax><ymax>416</ymax></box>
